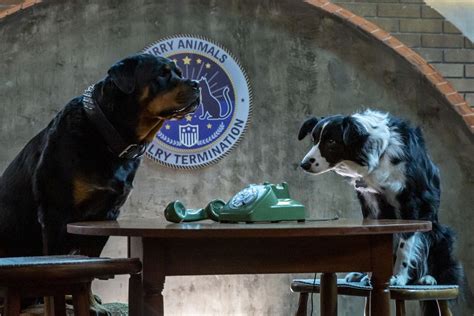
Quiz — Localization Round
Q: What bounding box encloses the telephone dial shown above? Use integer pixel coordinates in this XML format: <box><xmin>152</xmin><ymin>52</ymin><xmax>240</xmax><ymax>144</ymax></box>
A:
<box><xmin>164</xmin><ymin>182</ymin><xmax>306</xmax><ymax>223</ymax></box>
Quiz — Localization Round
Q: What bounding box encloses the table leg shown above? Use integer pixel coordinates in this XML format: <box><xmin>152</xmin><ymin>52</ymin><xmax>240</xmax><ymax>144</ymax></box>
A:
<box><xmin>4</xmin><ymin>288</ymin><xmax>21</xmax><ymax>316</ymax></box>
<box><xmin>53</xmin><ymin>295</ymin><xmax>67</xmax><ymax>316</ymax></box>
<box><xmin>129</xmin><ymin>273</ymin><xmax>142</xmax><ymax>316</ymax></box>
<box><xmin>129</xmin><ymin>237</ymin><xmax>143</xmax><ymax>316</ymax></box>
<box><xmin>320</xmin><ymin>272</ymin><xmax>337</xmax><ymax>316</ymax></box>
<box><xmin>129</xmin><ymin>237</ymin><xmax>166</xmax><ymax>316</ymax></box>
<box><xmin>370</xmin><ymin>234</ymin><xmax>393</xmax><ymax>316</ymax></box>
<box><xmin>296</xmin><ymin>292</ymin><xmax>309</xmax><ymax>316</ymax></box>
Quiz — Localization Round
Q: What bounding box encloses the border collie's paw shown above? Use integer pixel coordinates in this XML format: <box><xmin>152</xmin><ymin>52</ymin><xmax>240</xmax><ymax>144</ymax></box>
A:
<box><xmin>415</xmin><ymin>275</ymin><xmax>437</xmax><ymax>285</ymax></box>
<box><xmin>345</xmin><ymin>272</ymin><xmax>370</xmax><ymax>285</ymax></box>
<box><xmin>389</xmin><ymin>274</ymin><xmax>409</xmax><ymax>286</ymax></box>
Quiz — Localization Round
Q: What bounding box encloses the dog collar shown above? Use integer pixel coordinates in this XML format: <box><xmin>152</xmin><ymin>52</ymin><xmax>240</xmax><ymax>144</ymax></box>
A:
<box><xmin>82</xmin><ymin>85</ymin><xmax>146</xmax><ymax>160</ymax></box>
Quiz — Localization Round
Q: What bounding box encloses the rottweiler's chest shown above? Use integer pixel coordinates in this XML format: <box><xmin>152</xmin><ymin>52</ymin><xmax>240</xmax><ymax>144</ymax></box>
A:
<box><xmin>72</xmin><ymin>160</ymin><xmax>140</xmax><ymax>220</ymax></box>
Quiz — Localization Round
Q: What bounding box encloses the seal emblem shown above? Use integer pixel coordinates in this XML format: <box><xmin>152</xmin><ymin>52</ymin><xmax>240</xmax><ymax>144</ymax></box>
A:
<box><xmin>143</xmin><ymin>35</ymin><xmax>252</xmax><ymax>169</ymax></box>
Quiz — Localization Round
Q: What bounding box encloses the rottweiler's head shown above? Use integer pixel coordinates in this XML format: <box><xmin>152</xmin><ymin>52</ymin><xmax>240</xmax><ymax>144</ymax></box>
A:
<box><xmin>104</xmin><ymin>53</ymin><xmax>200</xmax><ymax>142</ymax></box>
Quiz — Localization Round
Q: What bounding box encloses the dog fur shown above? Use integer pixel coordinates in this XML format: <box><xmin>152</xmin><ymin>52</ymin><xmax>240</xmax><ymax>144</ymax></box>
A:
<box><xmin>298</xmin><ymin>109</ymin><xmax>464</xmax><ymax>314</ymax></box>
<box><xmin>0</xmin><ymin>53</ymin><xmax>200</xmax><ymax>258</ymax></box>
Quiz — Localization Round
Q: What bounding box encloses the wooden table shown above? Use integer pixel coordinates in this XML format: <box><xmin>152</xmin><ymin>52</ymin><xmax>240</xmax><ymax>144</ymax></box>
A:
<box><xmin>67</xmin><ymin>218</ymin><xmax>431</xmax><ymax>316</ymax></box>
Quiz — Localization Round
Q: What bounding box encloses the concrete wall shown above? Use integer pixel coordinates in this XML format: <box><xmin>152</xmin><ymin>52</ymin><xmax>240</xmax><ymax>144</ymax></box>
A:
<box><xmin>1</xmin><ymin>0</ymin><xmax>473</xmax><ymax>315</ymax></box>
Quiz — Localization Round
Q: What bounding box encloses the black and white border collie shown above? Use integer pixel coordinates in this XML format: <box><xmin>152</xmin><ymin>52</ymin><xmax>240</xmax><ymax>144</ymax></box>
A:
<box><xmin>298</xmin><ymin>110</ymin><xmax>463</xmax><ymax>291</ymax></box>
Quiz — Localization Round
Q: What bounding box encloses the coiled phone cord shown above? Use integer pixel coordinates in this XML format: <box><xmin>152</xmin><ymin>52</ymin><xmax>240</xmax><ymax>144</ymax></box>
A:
<box><xmin>310</xmin><ymin>272</ymin><xmax>317</xmax><ymax>316</ymax></box>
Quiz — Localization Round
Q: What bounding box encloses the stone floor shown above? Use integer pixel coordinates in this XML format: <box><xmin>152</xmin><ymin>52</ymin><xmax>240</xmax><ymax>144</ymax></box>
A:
<box><xmin>17</xmin><ymin>302</ymin><xmax>128</xmax><ymax>316</ymax></box>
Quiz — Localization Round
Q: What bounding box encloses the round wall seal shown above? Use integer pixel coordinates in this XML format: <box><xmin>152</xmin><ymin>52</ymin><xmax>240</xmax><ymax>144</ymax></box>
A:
<box><xmin>143</xmin><ymin>35</ymin><xmax>252</xmax><ymax>169</ymax></box>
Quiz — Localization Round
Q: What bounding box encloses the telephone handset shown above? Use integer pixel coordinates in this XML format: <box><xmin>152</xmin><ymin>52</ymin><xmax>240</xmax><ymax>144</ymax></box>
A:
<box><xmin>164</xmin><ymin>182</ymin><xmax>306</xmax><ymax>223</ymax></box>
<box><xmin>164</xmin><ymin>199</ymin><xmax>225</xmax><ymax>223</ymax></box>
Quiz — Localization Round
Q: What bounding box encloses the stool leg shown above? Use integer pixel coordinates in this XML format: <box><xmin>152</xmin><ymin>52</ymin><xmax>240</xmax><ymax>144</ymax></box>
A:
<box><xmin>364</xmin><ymin>295</ymin><xmax>371</xmax><ymax>316</ymax></box>
<box><xmin>4</xmin><ymin>289</ymin><xmax>21</xmax><ymax>316</ymax></box>
<box><xmin>44</xmin><ymin>296</ymin><xmax>52</xmax><ymax>316</ymax></box>
<box><xmin>53</xmin><ymin>295</ymin><xmax>67</xmax><ymax>316</ymax></box>
<box><xmin>320</xmin><ymin>272</ymin><xmax>337</xmax><ymax>316</ymax></box>
<box><xmin>129</xmin><ymin>273</ymin><xmax>142</xmax><ymax>316</ymax></box>
<box><xmin>438</xmin><ymin>301</ymin><xmax>452</xmax><ymax>316</ymax></box>
<box><xmin>295</xmin><ymin>292</ymin><xmax>309</xmax><ymax>316</ymax></box>
<box><xmin>72</xmin><ymin>283</ymin><xmax>91</xmax><ymax>316</ymax></box>
<box><xmin>395</xmin><ymin>300</ymin><xmax>406</xmax><ymax>316</ymax></box>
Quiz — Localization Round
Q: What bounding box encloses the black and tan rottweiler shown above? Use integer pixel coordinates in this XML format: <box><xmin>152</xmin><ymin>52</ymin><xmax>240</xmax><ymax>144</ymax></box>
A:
<box><xmin>0</xmin><ymin>53</ymin><xmax>199</xmax><ymax>258</ymax></box>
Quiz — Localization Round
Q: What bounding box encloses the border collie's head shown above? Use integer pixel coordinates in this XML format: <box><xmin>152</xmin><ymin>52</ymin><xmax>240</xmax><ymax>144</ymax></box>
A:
<box><xmin>298</xmin><ymin>114</ymin><xmax>370</xmax><ymax>175</ymax></box>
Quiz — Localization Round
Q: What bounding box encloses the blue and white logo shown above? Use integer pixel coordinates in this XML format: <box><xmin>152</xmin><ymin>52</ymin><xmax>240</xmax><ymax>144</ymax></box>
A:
<box><xmin>143</xmin><ymin>35</ymin><xmax>252</xmax><ymax>169</ymax></box>
<box><xmin>179</xmin><ymin>124</ymin><xmax>199</xmax><ymax>147</ymax></box>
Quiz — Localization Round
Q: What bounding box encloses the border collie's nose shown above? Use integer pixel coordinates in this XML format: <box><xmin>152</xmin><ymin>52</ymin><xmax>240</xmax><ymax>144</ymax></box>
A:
<box><xmin>301</xmin><ymin>158</ymin><xmax>318</xmax><ymax>170</ymax></box>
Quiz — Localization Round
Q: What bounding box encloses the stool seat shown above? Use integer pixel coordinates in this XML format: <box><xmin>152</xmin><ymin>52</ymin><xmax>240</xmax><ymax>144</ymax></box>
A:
<box><xmin>292</xmin><ymin>278</ymin><xmax>371</xmax><ymax>297</ymax></box>
<box><xmin>0</xmin><ymin>255</ymin><xmax>141</xmax><ymax>282</ymax></box>
<box><xmin>0</xmin><ymin>255</ymin><xmax>142</xmax><ymax>316</ymax></box>
<box><xmin>389</xmin><ymin>285</ymin><xmax>459</xmax><ymax>301</ymax></box>
<box><xmin>291</xmin><ymin>278</ymin><xmax>459</xmax><ymax>316</ymax></box>
<box><xmin>291</xmin><ymin>278</ymin><xmax>459</xmax><ymax>300</ymax></box>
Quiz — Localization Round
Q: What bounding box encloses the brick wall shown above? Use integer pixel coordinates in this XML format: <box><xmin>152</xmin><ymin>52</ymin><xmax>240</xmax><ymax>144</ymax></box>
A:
<box><xmin>2</xmin><ymin>0</ymin><xmax>473</xmax><ymax>131</ymax></box>
<box><xmin>0</xmin><ymin>0</ymin><xmax>39</xmax><ymax>20</ymax></box>
<box><xmin>332</xmin><ymin>0</ymin><xmax>474</xmax><ymax>108</ymax></box>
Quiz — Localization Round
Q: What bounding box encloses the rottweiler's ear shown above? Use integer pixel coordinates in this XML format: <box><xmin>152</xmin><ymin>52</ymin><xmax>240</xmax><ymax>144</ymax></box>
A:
<box><xmin>107</xmin><ymin>57</ymin><xmax>140</xmax><ymax>94</ymax></box>
<box><xmin>298</xmin><ymin>117</ymin><xmax>320</xmax><ymax>140</ymax></box>
<box><xmin>342</xmin><ymin>116</ymin><xmax>368</xmax><ymax>145</ymax></box>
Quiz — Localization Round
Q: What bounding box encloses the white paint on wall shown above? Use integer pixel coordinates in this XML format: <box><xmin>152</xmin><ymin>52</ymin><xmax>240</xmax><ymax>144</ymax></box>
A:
<box><xmin>91</xmin><ymin>237</ymin><xmax>129</xmax><ymax>303</ymax></box>
<box><xmin>426</xmin><ymin>0</ymin><xmax>474</xmax><ymax>41</ymax></box>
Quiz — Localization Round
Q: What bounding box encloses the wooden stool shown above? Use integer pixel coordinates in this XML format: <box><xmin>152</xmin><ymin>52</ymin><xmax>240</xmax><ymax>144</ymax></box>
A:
<box><xmin>291</xmin><ymin>278</ymin><xmax>459</xmax><ymax>316</ymax></box>
<box><xmin>0</xmin><ymin>255</ymin><xmax>142</xmax><ymax>316</ymax></box>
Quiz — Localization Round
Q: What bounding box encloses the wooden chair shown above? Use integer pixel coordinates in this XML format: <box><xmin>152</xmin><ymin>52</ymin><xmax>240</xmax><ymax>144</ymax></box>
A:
<box><xmin>0</xmin><ymin>255</ymin><xmax>142</xmax><ymax>316</ymax></box>
<box><xmin>291</xmin><ymin>278</ymin><xmax>459</xmax><ymax>316</ymax></box>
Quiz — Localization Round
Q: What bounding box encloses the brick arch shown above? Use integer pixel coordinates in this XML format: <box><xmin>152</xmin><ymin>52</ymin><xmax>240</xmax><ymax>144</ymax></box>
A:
<box><xmin>0</xmin><ymin>0</ymin><xmax>41</xmax><ymax>20</ymax></box>
<box><xmin>306</xmin><ymin>0</ymin><xmax>474</xmax><ymax>133</ymax></box>
<box><xmin>1</xmin><ymin>0</ymin><xmax>473</xmax><ymax>133</ymax></box>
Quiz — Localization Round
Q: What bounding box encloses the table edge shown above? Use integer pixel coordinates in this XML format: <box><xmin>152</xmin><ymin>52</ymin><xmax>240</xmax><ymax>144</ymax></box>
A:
<box><xmin>67</xmin><ymin>219</ymin><xmax>432</xmax><ymax>238</ymax></box>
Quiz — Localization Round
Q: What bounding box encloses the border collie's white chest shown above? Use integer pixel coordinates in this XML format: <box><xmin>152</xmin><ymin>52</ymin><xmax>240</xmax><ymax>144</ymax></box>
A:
<box><xmin>336</xmin><ymin>155</ymin><xmax>406</xmax><ymax>218</ymax></box>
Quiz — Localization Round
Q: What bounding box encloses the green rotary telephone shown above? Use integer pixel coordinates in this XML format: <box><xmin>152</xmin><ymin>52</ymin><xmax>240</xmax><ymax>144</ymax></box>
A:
<box><xmin>164</xmin><ymin>182</ymin><xmax>306</xmax><ymax>223</ymax></box>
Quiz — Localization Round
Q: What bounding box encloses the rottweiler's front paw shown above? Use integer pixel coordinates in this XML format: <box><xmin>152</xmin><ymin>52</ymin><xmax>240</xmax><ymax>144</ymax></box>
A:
<box><xmin>345</xmin><ymin>272</ymin><xmax>370</xmax><ymax>285</ymax></box>
<box><xmin>89</xmin><ymin>304</ymin><xmax>112</xmax><ymax>316</ymax></box>
<box><xmin>89</xmin><ymin>294</ymin><xmax>112</xmax><ymax>316</ymax></box>
<box><xmin>89</xmin><ymin>305</ymin><xmax>112</xmax><ymax>316</ymax></box>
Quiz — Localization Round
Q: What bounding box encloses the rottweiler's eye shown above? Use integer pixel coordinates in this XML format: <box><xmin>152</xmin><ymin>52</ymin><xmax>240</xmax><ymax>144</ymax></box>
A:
<box><xmin>327</xmin><ymin>139</ymin><xmax>336</xmax><ymax>145</ymax></box>
<box><xmin>159</xmin><ymin>67</ymin><xmax>171</xmax><ymax>78</ymax></box>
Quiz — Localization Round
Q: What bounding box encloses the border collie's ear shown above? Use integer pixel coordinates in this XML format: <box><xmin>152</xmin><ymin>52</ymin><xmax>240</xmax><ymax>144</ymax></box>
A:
<box><xmin>107</xmin><ymin>57</ymin><xmax>140</xmax><ymax>94</ymax></box>
<box><xmin>342</xmin><ymin>117</ymin><xmax>368</xmax><ymax>145</ymax></box>
<box><xmin>298</xmin><ymin>117</ymin><xmax>320</xmax><ymax>140</ymax></box>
